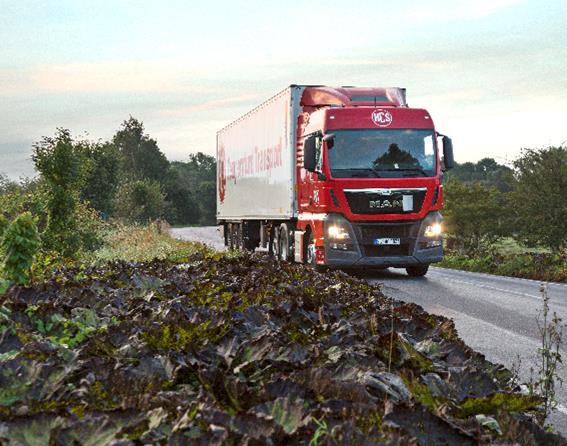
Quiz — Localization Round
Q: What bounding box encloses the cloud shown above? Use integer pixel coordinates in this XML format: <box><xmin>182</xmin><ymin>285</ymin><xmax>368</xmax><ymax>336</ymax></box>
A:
<box><xmin>157</xmin><ymin>94</ymin><xmax>259</xmax><ymax>117</ymax></box>
<box><xmin>30</xmin><ymin>61</ymin><xmax>215</xmax><ymax>93</ymax></box>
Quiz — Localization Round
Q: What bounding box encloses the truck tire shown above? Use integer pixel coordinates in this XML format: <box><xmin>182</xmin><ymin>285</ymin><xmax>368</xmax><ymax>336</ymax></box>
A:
<box><xmin>406</xmin><ymin>265</ymin><xmax>429</xmax><ymax>277</ymax></box>
<box><xmin>269</xmin><ymin>225</ymin><xmax>278</xmax><ymax>258</ymax></box>
<box><xmin>278</xmin><ymin>223</ymin><xmax>292</xmax><ymax>261</ymax></box>
<box><xmin>228</xmin><ymin>223</ymin><xmax>243</xmax><ymax>251</ymax></box>
<box><xmin>227</xmin><ymin>224</ymin><xmax>235</xmax><ymax>250</ymax></box>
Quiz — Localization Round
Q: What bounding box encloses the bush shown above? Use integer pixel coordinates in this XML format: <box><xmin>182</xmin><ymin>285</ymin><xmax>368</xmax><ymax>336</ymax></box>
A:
<box><xmin>443</xmin><ymin>177</ymin><xmax>510</xmax><ymax>255</ymax></box>
<box><xmin>440</xmin><ymin>251</ymin><xmax>566</xmax><ymax>283</ymax></box>
<box><xmin>93</xmin><ymin>223</ymin><xmax>200</xmax><ymax>262</ymax></box>
<box><xmin>512</xmin><ymin>146</ymin><xmax>567</xmax><ymax>252</ymax></box>
<box><xmin>0</xmin><ymin>179</ymin><xmax>49</xmax><ymax>230</ymax></box>
<box><xmin>1</xmin><ymin>212</ymin><xmax>40</xmax><ymax>285</ymax></box>
<box><xmin>0</xmin><ymin>214</ymin><xmax>8</xmax><ymax>239</ymax></box>
<box><xmin>115</xmin><ymin>179</ymin><xmax>166</xmax><ymax>224</ymax></box>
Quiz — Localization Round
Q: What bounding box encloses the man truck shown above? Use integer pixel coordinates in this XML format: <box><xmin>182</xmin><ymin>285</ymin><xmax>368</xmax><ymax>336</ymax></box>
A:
<box><xmin>216</xmin><ymin>85</ymin><xmax>454</xmax><ymax>276</ymax></box>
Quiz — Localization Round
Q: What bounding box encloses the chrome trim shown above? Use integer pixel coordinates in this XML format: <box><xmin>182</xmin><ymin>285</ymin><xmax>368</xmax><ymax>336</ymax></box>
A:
<box><xmin>297</xmin><ymin>212</ymin><xmax>328</xmax><ymax>221</ymax></box>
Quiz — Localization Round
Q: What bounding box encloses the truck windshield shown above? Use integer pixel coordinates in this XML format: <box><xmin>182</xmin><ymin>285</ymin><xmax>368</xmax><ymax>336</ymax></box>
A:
<box><xmin>328</xmin><ymin>129</ymin><xmax>437</xmax><ymax>178</ymax></box>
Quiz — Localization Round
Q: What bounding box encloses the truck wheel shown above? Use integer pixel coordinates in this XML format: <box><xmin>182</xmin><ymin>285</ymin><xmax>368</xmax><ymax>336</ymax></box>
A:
<box><xmin>406</xmin><ymin>265</ymin><xmax>429</xmax><ymax>277</ymax></box>
<box><xmin>278</xmin><ymin>223</ymin><xmax>292</xmax><ymax>261</ymax></box>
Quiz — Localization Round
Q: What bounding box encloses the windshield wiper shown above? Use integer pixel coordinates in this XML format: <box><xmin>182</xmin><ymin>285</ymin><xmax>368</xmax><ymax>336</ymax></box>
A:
<box><xmin>333</xmin><ymin>168</ymin><xmax>381</xmax><ymax>178</ymax></box>
<box><xmin>400</xmin><ymin>168</ymin><xmax>430</xmax><ymax>177</ymax></box>
<box><xmin>373</xmin><ymin>167</ymin><xmax>430</xmax><ymax>177</ymax></box>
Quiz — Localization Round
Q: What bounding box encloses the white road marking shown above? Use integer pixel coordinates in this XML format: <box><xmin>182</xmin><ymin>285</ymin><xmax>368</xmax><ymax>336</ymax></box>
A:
<box><xmin>427</xmin><ymin>272</ymin><xmax>543</xmax><ymax>300</ymax></box>
<box><xmin>433</xmin><ymin>266</ymin><xmax>567</xmax><ymax>288</ymax></box>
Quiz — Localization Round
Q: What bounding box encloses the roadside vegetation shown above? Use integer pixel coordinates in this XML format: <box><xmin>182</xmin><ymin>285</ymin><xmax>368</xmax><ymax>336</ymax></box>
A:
<box><xmin>0</xmin><ymin>118</ymin><xmax>216</xmax><ymax>288</ymax></box>
<box><xmin>1</xmin><ymin>248</ymin><xmax>565</xmax><ymax>444</ymax></box>
<box><xmin>441</xmin><ymin>147</ymin><xmax>567</xmax><ymax>283</ymax></box>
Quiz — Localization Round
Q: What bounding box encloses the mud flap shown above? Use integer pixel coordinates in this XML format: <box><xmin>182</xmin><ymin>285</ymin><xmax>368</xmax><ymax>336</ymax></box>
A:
<box><xmin>294</xmin><ymin>230</ymin><xmax>305</xmax><ymax>263</ymax></box>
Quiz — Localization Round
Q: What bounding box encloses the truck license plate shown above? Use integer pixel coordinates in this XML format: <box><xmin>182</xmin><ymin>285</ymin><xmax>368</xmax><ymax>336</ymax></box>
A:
<box><xmin>373</xmin><ymin>238</ymin><xmax>401</xmax><ymax>246</ymax></box>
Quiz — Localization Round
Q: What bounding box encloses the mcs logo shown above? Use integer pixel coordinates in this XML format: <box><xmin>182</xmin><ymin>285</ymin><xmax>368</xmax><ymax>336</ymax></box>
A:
<box><xmin>371</xmin><ymin>109</ymin><xmax>393</xmax><ymax>127</ymax></box>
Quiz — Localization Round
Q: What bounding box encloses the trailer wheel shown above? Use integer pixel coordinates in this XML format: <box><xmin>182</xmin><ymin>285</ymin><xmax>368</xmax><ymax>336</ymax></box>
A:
<box><xmin>228</xmin><ymin>223</ymin><xmax>243</xmax><ymax>251</ymax></box>
<box><xmin>227</xmin><ymin>224</ymin><xmax>235</xmax><ymax>250</ymax></box>
<box><xmin>269</xmin><ymin>225</ymin><xmax>278</xmax><ymax>258</ymax></box>
<box><xmin>278</xmin><ymin>223</ymin><xmax>292</xmax><ymax>261</ymax></box>
<box><xmin>406</xmin><ymin>265</ymin><xmax>429</xmax><ymax>277</ymax></box>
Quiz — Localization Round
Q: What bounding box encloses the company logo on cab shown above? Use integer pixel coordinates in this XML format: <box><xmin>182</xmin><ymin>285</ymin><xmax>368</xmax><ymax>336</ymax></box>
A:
<box><xmin>371</xmin><ymin>109</ymin><xmax>393</xmax><ymax>127</ymax></box>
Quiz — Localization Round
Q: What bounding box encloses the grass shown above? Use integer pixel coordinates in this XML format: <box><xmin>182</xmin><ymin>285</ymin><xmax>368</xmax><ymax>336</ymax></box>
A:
<box><xmin>439</xmin><ymin>249</ymin><xmax>566</xmax><ymax>283</ymax></box>
<box><xmin>91</xmin><ymin>223</ymin><xmax>204</xmax><ymax>263</ymax></box>
<box><xmin>492</xmin><ymin>238</ymin><xmax>551</xmax><ymax>256</ymax></box>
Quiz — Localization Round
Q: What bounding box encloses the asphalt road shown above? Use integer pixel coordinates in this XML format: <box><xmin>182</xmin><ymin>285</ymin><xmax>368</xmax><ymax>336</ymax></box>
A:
<box><xmin>171</xmin><ymin>226</ymin><xmax>567</xmax><ymax>434</ymax></box>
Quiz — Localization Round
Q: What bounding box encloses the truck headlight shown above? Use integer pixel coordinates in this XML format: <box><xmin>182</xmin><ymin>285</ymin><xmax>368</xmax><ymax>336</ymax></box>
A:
<box><xmin>328</xmin><ymin>225</ymin><xmax>350</xmax><ymax>240</ymax></box>
<box><xmin>424</xmin><ymin>223</ymin><xmax>442</xmax><ymax>238</ymax></box>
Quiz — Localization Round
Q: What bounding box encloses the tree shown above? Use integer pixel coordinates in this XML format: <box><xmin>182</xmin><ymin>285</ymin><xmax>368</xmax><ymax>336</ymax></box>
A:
<box><xmin>0</xmin><ymin>173</ymin><xmax>12</xmax><ymax>192</ymax></box>
<box><xmin>113</xmin><ymin>117</ymin><xmax>169</xmax><ymax>183</ymax></box>
<box><xmin>80</xmin><ymin>142</ymin><xmax>122</xmax><ymax>216</ymax></box>
<box><xmin>446</xmin><ymin>157</ymin><xmax>515</xmax><ymax>192</ymax></box>
<box><xmin>169</xmin><ymin>152</ymin><xmax>217</xmax><ymax>225</ymax></box>
<box><xmin>115</xmin><ymin>179</ymin><xmax>166</xmax><ymax>224</ymax></box>
<box><xmin>512</xmin><ymin>146</ymin><xmax>567</xmax><ymax>252</ymax></box>
<box><xmin>443</xmin><ymin>176</ymin><xmax>510</xmax><ymax>255</ymax></box>
<box><xmin>163</xmin><ymin>169</ymin><xmax>201</xmax><ymax>225</ymax></box>
<box><xmin>197</xmin><ymin>180</ymin><xmax>216</xmax><ymax>225</ymax></box>
<box><xmin>32</xmin><ymin>129</ymin><xmax>89</xmax><ymax>256</ymax></box>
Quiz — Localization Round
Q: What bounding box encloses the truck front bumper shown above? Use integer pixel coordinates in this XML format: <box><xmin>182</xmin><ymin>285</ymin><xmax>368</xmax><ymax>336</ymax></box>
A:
<box><xmin>323</xmin><ymin>212</ymin><xmax>443</xmax><ymax>268</ymax></box>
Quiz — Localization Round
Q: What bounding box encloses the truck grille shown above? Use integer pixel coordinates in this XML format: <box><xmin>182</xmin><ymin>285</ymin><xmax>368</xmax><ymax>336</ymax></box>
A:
<box><xmin>344</xmin><ymin>189</ymin><xmax>427</xmax><ymax>215</ymax></box>
<box><xmin>354</xmin><ymin>221</ymin><xmax>420</xmax><ymax>257</ymax></box>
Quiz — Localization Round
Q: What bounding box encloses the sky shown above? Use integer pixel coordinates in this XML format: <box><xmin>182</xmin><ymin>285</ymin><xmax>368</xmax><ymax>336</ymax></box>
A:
<box><xmin>1</xmin><ymin>0</ymin><xmax>566</xmax><ymax>179</ymax></box>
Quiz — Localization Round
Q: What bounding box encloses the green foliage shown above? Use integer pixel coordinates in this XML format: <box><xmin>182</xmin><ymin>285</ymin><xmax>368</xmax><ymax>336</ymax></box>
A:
<box><xmin>115</xmin><ymin>179</ymin><xmax>166</xmax><ymax>223</ymax></box>
<box><xmin>0</xmin><ymin>214</ymin><xmax>8</xmax><ymax>239</ymax></box>
<box><xmin>32</xmin><ymin>129</ymin><xmax>90</xmax><ymax>256</ymax></box>
<box><xmin>439</xmin><ymin>251</ymin><xmax>566</xmax><ymax>282</ymax></box>
<box><xmin>309</xmin><ymin>418</ymin><xmax>337</xmax><ymax>445</ymax></box>
<box><xmin>1</xmin><ymin>212</ymin><xmax>40</xmax><ymax>285</ymax></box>
<box><xmin>456</xmin><ymin>392</ymin><xmax>543</xmax><ymax>417</ymax></box>
<box><xmin>80</xmin><ymin>142</ymin><xmax>122</xmax><ymax>216</ymax></box>
<box><xmin>512</xmin><ymin>146</ymin><xmax>567</xmax><ymax>252</ymax></box>
<box><xmin>0</xmin><ymin>178</ymin><xmax>49</xmax><ymax>230</ymax></box>
<box><xmin>169</xmin><ymin>152</ymin><xmax>216</xmax><ymax>225</ymax></box>
<box><xmin>163</xmin><ymin>168</ymin><xmax>201</xmax><ymax>225</ymax></box>
<box><xmin>532</xmin><ymin>285</ymin><xmax>564</xmax><ymax>429</ymax></box>
<box><xmin>75</xmin><ymin>201</ymin><xmax>107</xmax><ymax>252</ymax></box>
<box><xmin>443</xmin><ymin>176</ymin><xmax>510</xmax><ymax>255</ymax></box>
<box><xmin>93</xmin><ymin>223</ymin><xmax>201</xmax><ymax>263</ymax></box>
<box><xmin>446</xmin><ymin>157</ymin><xmax>515</xmax><ymax>192</ymax></box>
<box><xmin>113</xmin><ymin>117</ymin><xmax>169</xmax><ymax>183</ymax></box>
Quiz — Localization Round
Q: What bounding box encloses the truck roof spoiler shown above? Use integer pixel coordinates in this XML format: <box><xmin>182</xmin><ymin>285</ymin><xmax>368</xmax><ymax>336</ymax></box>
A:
<box><xmin>300</xmin><ymin>86</ymin><xmax>407</xmax><ymax>108</ymax></box>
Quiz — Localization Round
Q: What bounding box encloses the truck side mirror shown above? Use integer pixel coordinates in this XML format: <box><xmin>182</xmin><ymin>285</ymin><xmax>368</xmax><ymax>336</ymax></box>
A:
<box><xmin>303</xmin><ymin>135</ymin><xmax>317</xmax><ymax>172</ymax></box>
<box><xmin>322</xmin><ymin>133</ymin><xmax>335</xmax><ymax>149</ymax></box>
<box><xmin>442</xmin><ymin>135</ymin><xmax>455</xmax><ymax>170</ymax></box>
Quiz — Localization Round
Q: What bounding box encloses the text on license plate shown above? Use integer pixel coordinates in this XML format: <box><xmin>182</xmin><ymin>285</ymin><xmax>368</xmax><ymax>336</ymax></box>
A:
<box><xmin>373</xmin><ymin>237</ymin><xmax>401</xmax><ymax>246</ymax></box>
